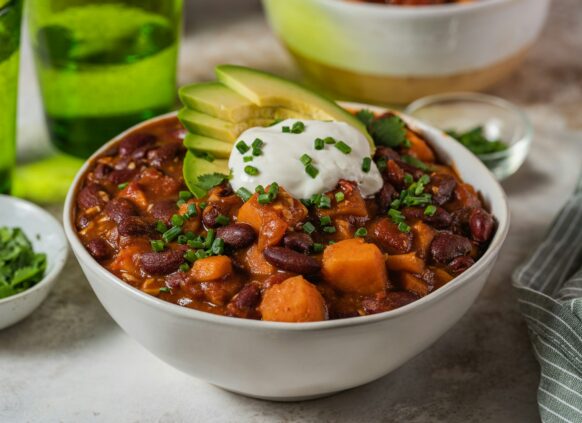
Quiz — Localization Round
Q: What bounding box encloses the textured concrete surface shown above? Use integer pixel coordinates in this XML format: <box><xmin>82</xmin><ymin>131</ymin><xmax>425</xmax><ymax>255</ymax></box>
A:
<box><xmin>2</xmin><ymin>1</ymin><xmax>582</xmax><ymax>422</ymax></box>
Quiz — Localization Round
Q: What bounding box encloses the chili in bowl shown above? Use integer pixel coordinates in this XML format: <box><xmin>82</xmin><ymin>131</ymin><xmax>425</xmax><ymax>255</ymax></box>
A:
<box><xmin>64</xmin><ymin>102</ymin><xmax>509</xmax><ymax>400</ymax></box>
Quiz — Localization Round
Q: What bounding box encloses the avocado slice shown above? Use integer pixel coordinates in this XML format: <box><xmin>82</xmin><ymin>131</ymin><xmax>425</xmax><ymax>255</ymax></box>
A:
<box><xmin>180</xmin><ymin>82</ymin><xmax>304</xmax><ymax>123</ymax></box>
<box><xmin>215</xmin><ymin>65</ymin><xmax>373</xmax><ymax>148</ymax></box>
<box><xmin>184</xmin><ymin>133</ymin><xmax>231</xmax><ymax>159</ymax></box>
<box><xmin>178</xmin><ymin>108</ymin><xmax>274</xmax><ymax>143</ymax></box>
<box><xmin>183</xmin><ymin>151</ymin><xmax>229</xmax><ymax>198</ymax></box>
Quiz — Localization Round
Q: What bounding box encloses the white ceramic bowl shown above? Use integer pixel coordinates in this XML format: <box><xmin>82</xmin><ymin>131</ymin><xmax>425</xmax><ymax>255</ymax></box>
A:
<box><xmin>0</xmin><ymin>195</ymin><xmax>68</xmax><ymax>330</ymax></box>
<box><xmin>263</xmin><ymin>0</ymin><xmax>550</xmax><ymax>104</ymax></box>
<box><xmin>64</xmin><ymin>104</ymin><xmax>510</xmax><ymax>400</ymax></box>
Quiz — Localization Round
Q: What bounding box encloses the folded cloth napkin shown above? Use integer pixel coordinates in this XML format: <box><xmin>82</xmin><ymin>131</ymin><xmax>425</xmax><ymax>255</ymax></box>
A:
<box><xmin>513</xmin><ymin>175</ymin><xmax>582</xmax><ymax>423</ymax></box>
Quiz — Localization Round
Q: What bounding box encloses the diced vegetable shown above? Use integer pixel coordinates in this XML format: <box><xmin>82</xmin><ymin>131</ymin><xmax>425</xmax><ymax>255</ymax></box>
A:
<box><xmin>405</xmin><ymin>130</ymin><xmax>435</xmax><ymax>163</ymax></box>
<box><xmin>259</xmin><ymin>276</ymin><xmax>326</xmax><ymax>322</ymax></box>
<box><xmin>385</xmin><ymin>252</ymin><xmax>425</xmax><ymax>274</ymax></box>
<box><xmin>244</xmin><ymin>244</ymin><xmax>276</xmax><ymax>276</ymax></box>
<box><xmin>399</xmin><ymin>272</ymin><xmax>431</xmax><ymax>297</ymax></box>
<box><xmin>191</xmin><ymin>256</ymin><xmax>233</xmax><ymax>282</ymax></box>
<box><xmin>322</xmin><ymin>238</ymin><xmax>387</xmax><ymax>295</ymax></box>
<box><xmin>411</xmin><ymin>221</ymin><xmax>435</xmax><ymax>259</ymax></box>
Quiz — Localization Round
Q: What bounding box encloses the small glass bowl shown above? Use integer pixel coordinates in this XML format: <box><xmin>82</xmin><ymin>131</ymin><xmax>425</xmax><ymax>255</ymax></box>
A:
<box><xmin>405</xmin><ymin>92</ymin><xmax>533</xmax><ymax>181</ymax></box>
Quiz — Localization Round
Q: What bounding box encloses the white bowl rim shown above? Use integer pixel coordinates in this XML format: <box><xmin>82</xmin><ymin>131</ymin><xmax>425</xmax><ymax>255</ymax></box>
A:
<box><xmin>0</xmin><ymin>195</ymin><xmax>68</xmax><ymax>305</ymax></box>
<box><xmin>311</xmin><ymin>0</ymin><xmax>512</xmax><ymax>17</ymax></box>
<box><xmin>63</xmin><ymin>103</ymin><xmax>510</xmax><ymax>331</ymax></box>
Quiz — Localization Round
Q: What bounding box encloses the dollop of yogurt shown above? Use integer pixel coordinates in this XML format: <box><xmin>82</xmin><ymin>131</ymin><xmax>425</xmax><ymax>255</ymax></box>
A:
<box><xmin>229</xmin><ymin>119</ymin><xmax>383</xmax><ymax>199</ymax></box>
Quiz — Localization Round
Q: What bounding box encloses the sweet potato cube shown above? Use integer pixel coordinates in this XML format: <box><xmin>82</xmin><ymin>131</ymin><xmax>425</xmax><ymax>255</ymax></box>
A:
<box><xmin>400</xmin><ymin>272</ymin><xmax>430</xmax><ymax>297</ymax></box>
<box><xmin>412</xmin><ymin>221</ymin><xmax>435</xmax><ymax>259</ymax></box>
<box><xmin>385</xmin><ymin>252</ymin><xmax>425</xmax><ymax>274</ymax></box>
<box><xmin>244</xmin><ymin>243</ymin><xmax>276</xmax><ymax>276</ymax></box>
<box><xmin>260</xmin><ymin>276</ymin><xmax>326</xmax><ymax>322</ymax></box>
<box><xmin>322</xmin><ymin>238</ymin><xmax>387</xmax><ymax>295</ymax></box>
<box><xmin>433</xmin><ymin>267</ymin><xmax>454</xmax><ymax>289</ymax></box>
<box><xmin>406</xmin><ymin>130</ymin><xmax>435</xmax><ymax>163</ymax></box>
<box><xmin>191</xmin><ymin>255</ymin><xmax>233</xmax><ymax>282</ymax></box>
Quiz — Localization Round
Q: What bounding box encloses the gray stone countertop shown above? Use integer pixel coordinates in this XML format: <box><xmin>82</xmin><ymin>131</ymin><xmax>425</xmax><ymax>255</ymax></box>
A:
<box><xmin>2</xmin><ymin>1</ymin><xmax>582</xmax><ymax>422</ymax></box>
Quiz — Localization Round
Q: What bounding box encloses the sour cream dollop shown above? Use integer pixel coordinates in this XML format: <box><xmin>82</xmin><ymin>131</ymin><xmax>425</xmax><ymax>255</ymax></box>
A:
<box><xmin>229</xmin><ymin>119</ymin><xmax>383</xmax><ymax>199</ymax></box>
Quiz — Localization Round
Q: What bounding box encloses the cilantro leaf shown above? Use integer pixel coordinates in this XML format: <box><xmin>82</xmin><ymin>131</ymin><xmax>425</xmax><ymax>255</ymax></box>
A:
<box><xmin>368</xmin><ymin>115</ymin><xmax>407</xmax><ymax>148</ymax></box>
<box><xmin>196</xmin><ymin>173</ymin><xmax>229</xmax><ymax>190</ymax></box>
<box><xmin>401</xmin><ymin>155</ymin><xmax>431</xmax><ymax>172</ymax></box>
<box><xmin>355</xmin><ymin>109</ymin><xmax>375</xmax><ymax>126</ymax></box>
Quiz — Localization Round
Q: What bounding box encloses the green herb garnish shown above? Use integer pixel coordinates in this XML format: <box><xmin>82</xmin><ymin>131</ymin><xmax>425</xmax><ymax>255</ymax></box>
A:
<box><xmin>314</xmin><ymin>138</ymin><xmax>324</xmax><ymax>150</ymax></box>
<box><xmin>117</xmin><ymin>182</ymin><xmax>128</xmax><ymax>190</ymax></box>
<box><xmin>305</xmin><ymin>164</ymin><xmax>319</xmax><ymax>179</ymax></box>
<box><xmin>446</xmin><ymin>126</ymin><xmax>508</xmax><ymax>155</ymax></box>
<box><xmin>355</xmin><ymin>109</ymin><xmax>375</xmax><ymax>126</ymax></box>
<box><xmin>354</xmin><ymin>228</ymin><xmax>368</xmax><ymax>238</ymax></box>
<box><xmin>244</xmin><ymin>166</ymin><xmax>259</xmax><ymax>176</ymax></box>
<box><xmin>291</xmin><ymin>121</ymin><xmax>305</xmax><ymax>134</ymax></box>
<box><xmin>335</xmin><ymin>192</ymin><xmax>345</xmax><ymax>203</ymax></box>
<box><xmin>401</xmin><ymin>155</ymin><xmax>431</xmax><ymax>172</ymax></box>
<box><xmin>236</xmin><ymin>141</ymin><xmax>250</xmax><ymax>154</ymax></box>
<box><xmin>312</xmin><ymin>243</ymin><xmax>324</xmax><ymax>253</ymax></box>
<box><xmin>196</xmin><ymin>173</ymin><xmax>229</xmax><ymax>190</ymax></box>
<box><xmin>0</xmin><ymin>227</ymin><xmax>47</xmax><ymax>300</ymax></box>
<box><xmin>368</xmin><ymin>114</ymin><xmax>407</xmax><ymax>148</ymax></box>
<box><xmin>303</xmin><ymin>222</ymin><xmax>316</xmax><ymax>234</ymax></box>
<box><xmin>334</xmin><ymin>141</ymin><xmax>352</xmax><ymax>155</ymax></box>
<box><xmin>300</xmin><ymin>154</ymin><xmax>312</xmax><ymax>166</ymax></box>
<box><xmin>236</xmin><ymin>187</ymin><xmax>252</xmax><ymax>202</ymax></box>
<box><xmin>362</xmin><ymin>157</ymin><xmax>372</xmax><ymax>173</ymax></box>
<box><xmin>151</xmin><ymin>240</ymin><xmax>165</xmax><ymax>252</ymax></box>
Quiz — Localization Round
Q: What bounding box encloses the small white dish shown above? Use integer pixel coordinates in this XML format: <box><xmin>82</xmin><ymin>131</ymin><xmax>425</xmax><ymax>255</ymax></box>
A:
<box><xmin>0</xmin><ymin>195</ymin><xmax>68</xmax><ymax>330</ymax></box>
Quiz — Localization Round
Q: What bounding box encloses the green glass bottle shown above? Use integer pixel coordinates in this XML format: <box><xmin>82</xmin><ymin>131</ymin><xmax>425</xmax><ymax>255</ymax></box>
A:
<box><xmin>28</xmin><ymin>0</ymin><xmax>183</xmax><ymax>158</ymax></box>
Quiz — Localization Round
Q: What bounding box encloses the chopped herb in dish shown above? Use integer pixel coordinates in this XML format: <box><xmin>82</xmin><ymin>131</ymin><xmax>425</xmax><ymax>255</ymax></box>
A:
<box><xmin>0</xmin><ymin>227</ymin><xmax>47</xmax><ymax>300</ymax></box>
<box><xmin>446</xmin><ymin>126</ymin><xmax>508</xmax><ymax>156</ymax></box>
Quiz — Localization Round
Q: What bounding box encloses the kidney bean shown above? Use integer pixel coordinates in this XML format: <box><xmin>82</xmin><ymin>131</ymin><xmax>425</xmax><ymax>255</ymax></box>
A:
<box><xmin>85</xmin><ymin>238</ymin><xmax>112</xmax><ymax>261</ymax></box>
<box><xmin>139</xmin><ymin>249</ymin><xmax>185</xmax><ymax>275</ymax></box>
<box><xmin>448</xmin><ymin>255</ymin><xmax>475</xmax><ymax>275</ymax></box>
<box><xmin>117</xmin><ymin>216</ymin><xmax>150</xmax><ymax>236</ymax></box>
<box><xmin>147</xmin><ymin>143</ymin><xmax>181</xmax><ymax>168</ymax></box>
<box><xmin>104</xmin><ymin>198</ymin><xmax>136</xmax><ymax>224</ymax></box>
<box><xmin>430</xmin><ymin>232</ymin><xmax>472</xmax><ymax>264</ymax></box>
<box><xmin>149</xmin><ymin>200</ymin><xmax>178</xmax><ymax>225</ymax></box>
<box><xmin>119</xmin><ymin>133</ymin><xmax>156</xmax><ymax>157</ymax></box>
<box><xmin>374</xmin><ymin>146</ymin><xmax>401</xmax><ymax>162</ymax></box>
<box><xmin>283</xmin><ymin>232</ymin><xmax>314</xmax><ymax>253</ymax></box>
<box><xmin>451</xmin><ymin>207</ymin><xmax>472</xmax><ymax>236</ymax></box>
<box><xmin>108</xmin><ymin>168</ymin><xmax>137</xmax><ymax>185</ymax></box>
<box><xmin>396</xmin><ymin>160</ymin><xmax>424</xmax><ymax>180</ymax></box>
<box><xmin>217</xmin><ymin>223</ymin><xmax>256</xmax><ymax>249</ymax></box>
<box><xmin>263</xmin><ymin>246</ymin><xmax>321</xmax><ymax>275</ymax></box>
<box><xmin>202</xmin><ymin>204</ymin><xmax>222</xmax><ymax>228</ymax></box>
<box><xmin>93</xmin><ymin>163</ymin><xmax>112</xmax><ymax>180</ymax></box>
<box><xmin>263</xmin><ymin>272</ymin><xmax>295</xmax><ymax>289</ymax></box>
<box><xmin>385</xmin><ymin>160</ymin><xmax>405</xmax><ymax>188</ymax></box>
<box><xmin>427</xmin><ymin>174</ymin><xmax>457</xmax><ymax>206</ymax></box>
<box><xmin>401</xmin><ymin>206</ymin><xmax>452</xmax><ymax>229</ymax></box>
<box><xmin>232</xmin><ymin>283</ymin><xmax>261</xmax><ymax>310</ymax></box>
<box><xmin>371</xmin><ymin>218</ymin><xmax>412</xmax><ymax>254</ymax></box>
<box><xmin>376</xmin><ymin>182</ymin><xmax>396</xmax><ymax>212</ymax></box>
<box><xmin>77</xmin><ymin>183</ymin><xmax>107</xmax><ymax>210</ymax></box>
<box><xmin>469</xmin><ymin>207</ymin><xmax>494</xmax><ymax>242</ymax></box>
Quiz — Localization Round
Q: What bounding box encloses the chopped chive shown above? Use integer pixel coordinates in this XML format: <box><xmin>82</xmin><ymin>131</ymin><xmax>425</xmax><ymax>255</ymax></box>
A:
<box><xmin>291</xmin><ymin>121</ymin><xmax>305</xmax><ymax>134</ymax></box>
<box><xmin>355</xmin><ymin>228</ymin><xmax>368</xmax><ymax>238</ymax></box>
<box><xmin>171</xmin><ymin>214</ymin><xmax>185</xmax><ymax>227</ymax></box>
<box><xmin>179</xmin><ymin>190</ymin><xmax>193</xmax><ymax>201</ymax></box>
<box><xmin>255</xmin><ymin>185</ymin><xmax>265</xmax><ymax>194</ymax></box>
<box><xmin>391</xmin><ymin>199</ymin><xmax>401</xmax><ymax>209</ymax></box>
<box><xmin>398</xmin><ymin>222</ymin><xmax>411</xmax><ymax>233</ymax></box>
<box><xmin>323</xmin><ymin>226</ymin><xmax>336</xmax><ymax>234</ymax></box>
<box><xmin>156</xmin><ymin>220</ymin><xmax>168</xmax><ymax>233</ymax></box>
<box><xmin>312</xmin><ymin>243</ymin><xmax>324</xmax><ymax>253</ymax></box>
<box><xmin>185</xmin><ymin>203</ymin><xmax>197</xmax><ymax>218</ymax></box>
<box><xmin>306</xmin><ymin>165</ymin><xmax>320</xmax><ymax>179</ymax></box>
<box><xmin>179</xmin><ymin>263</ymin><xmax>190</xmax><ymax>272</ymax></box>
<box><xmin>211</xmin><ymin>238</ymin><xmax>225</xmax><ymax>255</ymax></box>
<box><xmin>334</xmin><ymin>141</ymin><xmax>352</xmax><ymax>154</ymax></box>
<box><xmin>236</xmin><ymin>141</ymin><xmax>250</xmax><ymax>154</ymax></box>
<box><xmin>305</xmin><ymin>164</ymin><xmax>319</xmax><ymax>178</ymax></box>
<box><xmin>204</xmin><ymin>229</ymin><xmax>215</xmax><ymax>248</ymax></box>
<box><xmin>216</xmin><ymin>215</ymin><xmax>230</xmax><ymax>226</ymax></box>
<box><xmin>117</xmin><ymin>182</ymin><xmax>128</xmax><ymax>190</ymax></box>
<box><xmin>324</xmin><ymin>137</ymin><xmax>336</xmax><ymax>144</ymax></box>
<box><xmin>376</xmin><ymin>158</ymin><xmax>387</xmax><ymax>172</ymax></box>
<box><xmin>314</xmin><ymin>138</ymin><xmax>324</xmax><ymax>150</ymax></box>
<box><xmin>303</xmin><ymin>222</ymin><xmax>316</xmax><ymax>234</ymax></box>
<box><xmin>361</xmin><ymin>157</ymin><xmax>372</xmax><ymax>173</ymax></box>
<box><xmin>328</xmin><ymin>240</ymin><xmax>336</xmax><ymax>245</ymax></box>
<box><xmin>199</xmin><ymin>202</ymin><xmax>207</xmax><ymax>210</ymax></box>
<box><xmin>236</xmin><ymin>187</ymin><xmax>252</xmax><ymax>202</ymax></box>
<box><xmin>243</xmin><ymin>156</ymin><xmax>254</xmax><ymax>162</ymax></box>
<box><xmin>185</xmin><ymin>231</ymin><xmax>196</xmax><ymax>240</ymax></box>
<box><xmin>184</xmin><ymin>250</ymin><xmax>197</xmax><ymax>263</ymax></box>
<box><xmin>403</xmin><ymin>173</ymin><xmax>414</xmax><ymax>185</ymax></box>
<box><xmin>419</xmin><ymin>174</ymin><xmax>431</xmax><ymax>185</ymax></box>
<box><xmin>159</xmin><ymin>287</ymin><xmax>171</xmax><ymax>293</ymax></box>
<box><xmin>195</xmin><ymin>249</ymin><xmax>208</xmax><ymax>259</ymax></box>
<box><xmin>162</xmin><ymin>226</ymin><xmax>182</xmax><ymax>243</ymax></box>
<box><xmin>318</xmin><ymin>195</ymin><xmax>331</xmax><ymax>209</ymax></box>
<box><xmin>319</xmin><ymin>216</ymin><xmax>332</xmax><ymax>226</ymax></box>
<box><xmin>258</xmin><ymin>193</ymin><xmax>271</xmax><ymax>204</ymax></box>
<box><xmin>414</xmin><ymin>184</ymin><xmax>424</xmax><ymax>195</ymax></box>
<box><xmin>268</xmin><ymin>182</ymin><xmax>279</xmax><ymax>197</ymax></box>
<box><xmin>244</xmin><ymin>165</ymin><xmax>259</xmax><ymax>176</ymax></box>
<box><xmin>282</xmin><ymin>126</ymin><xmax>290</xmax><ymax>133</ymax></box>
<box><xmin>252</xmin><ymin>138</ymin><xmax>263</xmax><ymax>149</ymax></box>
<box><xmin>300</xmin><ymin>154</ymin><xmax>313</xmax><ymax>166</ymax></box>
<box><xmin>177</xmin><ymin>199</ymin><xmax>186</xmax><ymax>207</ymax></box>
<box><xmin>150</xmin><ymin>240</ymin><xmax>165</xmax><ymax>252</ymax></box>
<box><xmin>177</xmin><ymin>235</ymin><xmax>188</xmax><ymax>245</ymax></box>
<box><xmin>424</xmin><ymin>205</ymin><xmax>437</xmax><ymax>216</ymax></box>
<box><xmin>335</xmin><ymin>191</ymin><xmax>345</xmax><ymax>202</ymax></box>
<box><xmin>388</xmin><ymin>208</ymin><xmax>405</xmax><ymax>223</ymax></box>
<box><xmin>187</xmin><ymin>239</ymin><xmax>205</xmax><ymax>249</ymax></box>
<box><xmin>252</xmin><ymin>147</ymin><xmax>262</xmax><ymax>157</ymax></box>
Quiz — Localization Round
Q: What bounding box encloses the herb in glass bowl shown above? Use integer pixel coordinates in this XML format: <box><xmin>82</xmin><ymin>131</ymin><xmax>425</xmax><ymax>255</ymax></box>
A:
<box><xmin>0</xmin><ymin>227</ymin><xmax>47</xmax><ymax>299</ymax></box>
<box><xmin>446</xmin><ymin>126</ymin><xmax>508</xmax><ymax>156</ymax></box>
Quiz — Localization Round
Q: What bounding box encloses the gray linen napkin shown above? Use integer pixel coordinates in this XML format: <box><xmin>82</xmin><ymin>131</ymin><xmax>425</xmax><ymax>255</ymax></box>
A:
<box><xmin>513</xmin><ymin>174</ymin><xmax>582</xmax><ymax>423</ymax></box>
